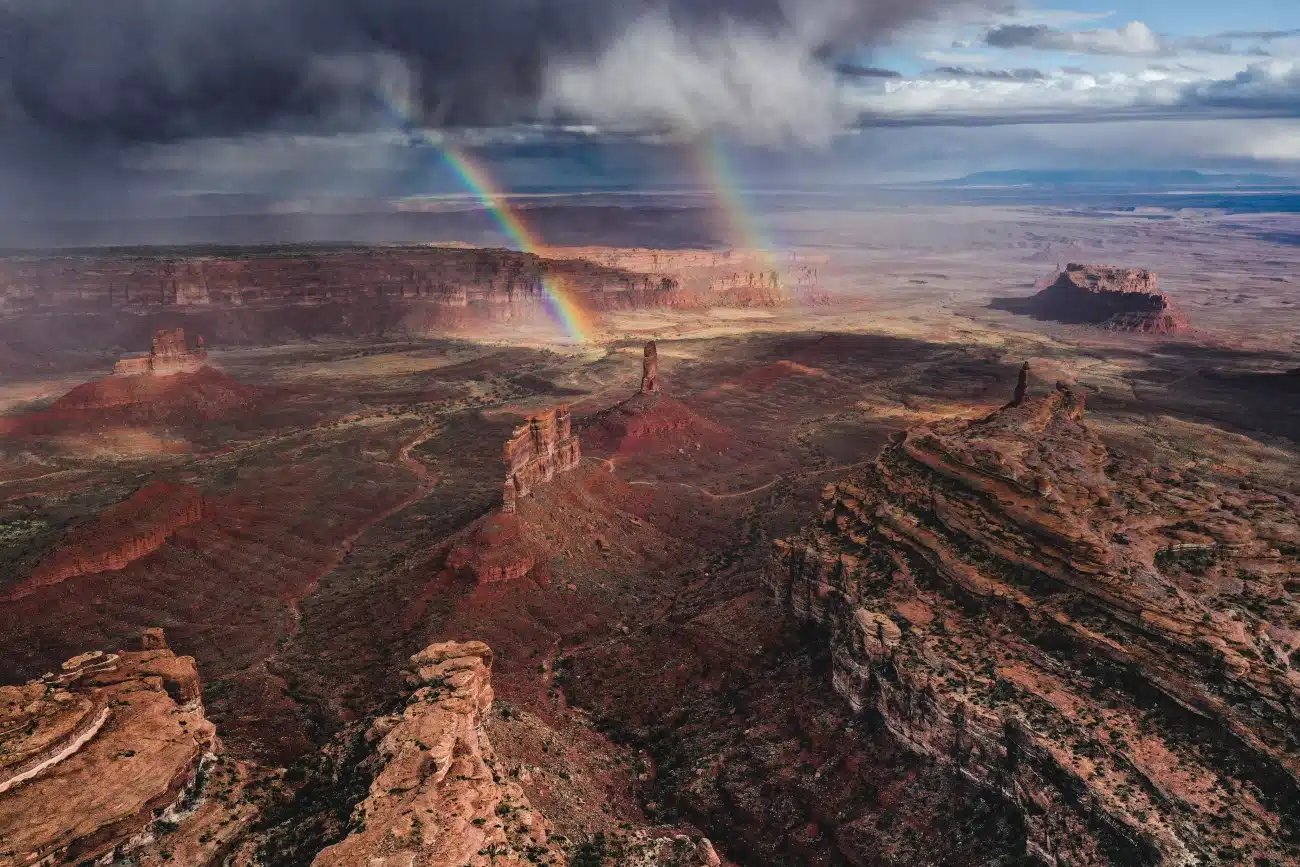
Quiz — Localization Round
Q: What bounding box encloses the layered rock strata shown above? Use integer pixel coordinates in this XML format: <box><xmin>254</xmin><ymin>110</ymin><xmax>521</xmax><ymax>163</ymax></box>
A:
<box><xmin>0</xmin><ymin>248</ymin><xmax>802</xmax><ymax>351</ymax></box>
<box><xmin>311</xmin><ymin>641</ymin><xmax>567</xmax><ymax>867</ymax></box>
<box><xmin>0</xmin><ymin>630</ymin><xmax>218</xmax><ymax>866</ymax></box>
<box><xmin>1021</xmin><ymin>264</ymin><xmax>1190</xmax><ymax>334</ymax></box>
<box><xmin>767</xmin><ymin>378</ymin><xmax>1300</xmax><ymax>865</ymax></box>
<box><xmin>113</xmin><ymin>328</ymin><xmax>208</xmax><ymax>377</ymax></box>
<box><xmin>502</xmin><ymin>407</ymin><xmax>581</xmax><ymax>514</ymax></box>
<box><xmin>8</xmin><ymin>482</ymin><xmax>205</xmax><ymax>600</ymax></box>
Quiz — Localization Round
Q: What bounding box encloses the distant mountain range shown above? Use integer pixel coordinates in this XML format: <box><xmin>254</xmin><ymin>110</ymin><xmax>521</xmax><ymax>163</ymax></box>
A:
<box><xmin>939</xmin><ymin>169</ymin><xmax>1297</xmax><ymax>188</ymax></box>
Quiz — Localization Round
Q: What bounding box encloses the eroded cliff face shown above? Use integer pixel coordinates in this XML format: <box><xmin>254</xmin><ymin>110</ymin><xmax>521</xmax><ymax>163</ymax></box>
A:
<box><xmin>502</xmin><ymin>407</ymin><xmax>581</xmax><ymax>515</ymax></box>
<box><xmin>113</xmin><ymin>328</ymin><xmax>208</xmax><ymax>377</ymax></box>
<box><xmin>311</xmin><ymin>641</ymin><xmax>567</xmax><ymax>867</ymax></box>
<box><xmin>767</xmin><ymin>379</ymin><xmax>1300</xmax><ymax>866</ymax></box>
<box><xmin>0</xmin><ymin>247</ymin><xmax>798</xmax><ymax>353</ymax></box>
<box><xmin>1026</xmin><ymin>264</ymin><xmax>1190</xmax><ymax>334</ymax></box>
<box><xmin>0</xmin><ymin>630</ymin><xmax>255</xmax><ymax>867</ymax></box>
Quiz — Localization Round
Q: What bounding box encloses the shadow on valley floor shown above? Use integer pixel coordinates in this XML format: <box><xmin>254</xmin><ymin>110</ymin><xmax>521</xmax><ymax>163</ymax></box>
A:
<box><xmin>1097</xmin><ymin>342</ymin><xmax>1300</xmax><ymax>444</ymax></box>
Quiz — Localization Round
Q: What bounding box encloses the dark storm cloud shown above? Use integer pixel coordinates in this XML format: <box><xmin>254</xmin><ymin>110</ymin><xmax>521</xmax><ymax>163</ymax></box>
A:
<box><xmin>933</xmin><ymin>66</ymin><xmax>1045</xmax><ymax>81</ymax></box>
<box><xmin>0</xmin><ymin>0</ymin><xmax>991</xmax><ymax>148</ymax></box>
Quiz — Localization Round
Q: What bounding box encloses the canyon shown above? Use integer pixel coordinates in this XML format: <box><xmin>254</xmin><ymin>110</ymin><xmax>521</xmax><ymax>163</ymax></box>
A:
<box><xmin>1</xmin><ymin>202</ymin><xmax>1298</xmax><ymax>867</ymax></box>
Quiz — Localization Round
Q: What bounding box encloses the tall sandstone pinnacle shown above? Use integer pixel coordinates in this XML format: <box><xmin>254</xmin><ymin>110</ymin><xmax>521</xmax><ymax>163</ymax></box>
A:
<box><xmin>641</xmin><ymin>341</ymin><xmax>661</xmax><ymax>394</ymax></box>
<box><xmin>767</xmin><ymin>378</ymin><xmax>1300</xmax><ymax>866</ymax></box>
<box><xmin>1011</xmin><ymin>361</ymin><xmax>1030</xmax><ymax>406</ymax></box>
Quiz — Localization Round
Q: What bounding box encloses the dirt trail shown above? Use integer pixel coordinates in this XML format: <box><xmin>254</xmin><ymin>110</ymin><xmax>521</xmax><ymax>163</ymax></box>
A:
<box><xmin>280</xmin><ymin>423</ymin><xmax>440</xmax><ymax>637</ymax></box>
<box><xmin>627</xmin><ymin>459</ymin><xmax>876</xmax><ymax>501</ymax></box>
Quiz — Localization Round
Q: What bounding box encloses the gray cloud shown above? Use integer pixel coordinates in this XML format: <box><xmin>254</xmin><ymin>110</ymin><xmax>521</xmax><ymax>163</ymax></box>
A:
<box><xmin>933</xmin><ymin>66</ymin><xmax>1046</xmax><ymax>81</ymax></box>
<box><xmin>1214</xmin><ymin>29</ymin><xmax>1300</xmax><ymax>41</ymax></box>
<box><xmin>984</xmin><ymin>21</ymin><xmax>1300</xmax><ymax>60</ymax></box>
<box><xmin>984</xmin><ymin>21</ymin><xmax>1163</xmax><ymax>56</ymax></box>
<box><xmin>1179</xmin><ymin>62</ymin><xmax>1300</xmax><ymax>113</ymax></box>
<box><xmin>834</xmin><ymin>62</ymin><xmax>903</xmax><ymax>79</ymax></box>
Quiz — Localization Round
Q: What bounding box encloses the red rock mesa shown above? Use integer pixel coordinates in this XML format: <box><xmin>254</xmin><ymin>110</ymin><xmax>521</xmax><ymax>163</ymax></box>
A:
<box><xmin>1</xmin><ymin>330</ymin><xmax>257</xmax><ymax>436</ymax></box>
<box><xmin>1024</xmin><ymin>263</ymin><xmax>1190</xmax><ymax>333</ymax></box>
<box><xmin>112</xmin><ymin>328</ymin><xmax>208</xmax><ymax>377</ymax></box>
<box><xmin>501</xmin><ymin>406</ymin><xmax>581</xmax><ymax>515</ymax></box>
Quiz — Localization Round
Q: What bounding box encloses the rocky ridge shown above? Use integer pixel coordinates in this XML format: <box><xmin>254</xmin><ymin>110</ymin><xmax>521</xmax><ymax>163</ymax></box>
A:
<box><xmin>8</xmin><ymin>482</ymin><xmax>205</xmax><ymax>600</ymax></box>
<box><xmin>0</xmin><ymin>629</ymin><xmax>253</xmax><ymax>867</ymax></box>
<box><xmin>1016</xmin><ymin>264</ymin><xmax>1190</xmax><ymax>334</ymax></box>
<box><xmin>310</xmin><ymin>641</ymin><xmax>567</xmax><ymax>867</ymax></box>
<box><xmin>767</xmin><ymin>373</ymin><xmax>1300</xmax><ymax>865</ymax></box>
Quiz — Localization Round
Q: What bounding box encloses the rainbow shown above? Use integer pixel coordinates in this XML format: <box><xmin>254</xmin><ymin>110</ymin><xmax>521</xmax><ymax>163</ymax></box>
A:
<box><xmin>693</xmin><ymin>137</ymin><xmax>783</xmax><ymax>279</ymax></box>
<box><xmin>374</xmin><ymin>87</ymin><xmax>592</xmax><ymax>343</ymax></box>
<box><xmin>435</xmin><ymin>146</ymin><xmax>593</xmax><ymax>342</ymax></box>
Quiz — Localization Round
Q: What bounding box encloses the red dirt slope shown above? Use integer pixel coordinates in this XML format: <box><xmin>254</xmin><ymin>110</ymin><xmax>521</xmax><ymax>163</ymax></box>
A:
<box><xmin>2</xmin><ymin>367</ymin><xmax>258</xmax><ymax>436</ymax></box>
